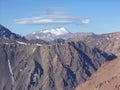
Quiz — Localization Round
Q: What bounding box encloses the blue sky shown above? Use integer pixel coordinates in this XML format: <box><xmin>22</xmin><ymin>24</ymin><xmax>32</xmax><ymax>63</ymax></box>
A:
<box><xmin>0</xmin><ymin>0</ymin><xmax>120</xmax><ymax>35</ymax></box>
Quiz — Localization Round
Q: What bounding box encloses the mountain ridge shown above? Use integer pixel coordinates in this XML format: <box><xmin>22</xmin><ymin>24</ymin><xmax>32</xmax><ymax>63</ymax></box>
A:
<box><xmin>0</xmin><ymin>39</ymin><xmax>116</xmax><ymax>90</ymax></box>
<box><xmin>26</xmin><ymin>27</ymin><xmax>95</xmax><ymax>41</ymax></box>
<box><xmin>0</xmin><ymin>24</ymin><xmax>27</xmax><ymax>42</ymax></box>
<box><xmin>0</xmin><ymin>24</ymin><xmax>119</xmax><ymax>90</ymax></box>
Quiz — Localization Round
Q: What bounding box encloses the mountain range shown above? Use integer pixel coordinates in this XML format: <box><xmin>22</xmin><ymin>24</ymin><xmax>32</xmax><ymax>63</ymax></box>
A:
<box><xmin>26</xmin><ymin>27</ymin><xmax>94</xmax><ymax>41</ymax></box>
<box><xmin>0</xmin><ymin>24</ymin><xmax>119</xmax><ymax>90</ymax></box>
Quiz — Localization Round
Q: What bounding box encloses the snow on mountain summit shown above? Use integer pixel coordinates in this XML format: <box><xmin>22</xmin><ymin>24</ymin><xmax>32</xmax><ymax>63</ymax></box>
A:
<box><xmin>39</xmin><ymin>27</ymin><xmax>69</xmax><ymax>35</ymax></box>
<box><xmin>26</xmin><ymin>27</ymin><xmax>95</xmax><ymax>41</ymax></box>
<box><xmin>26</xmin><ymin>27</ymin><xmax>71</xmax><ymax>40</ymax></box>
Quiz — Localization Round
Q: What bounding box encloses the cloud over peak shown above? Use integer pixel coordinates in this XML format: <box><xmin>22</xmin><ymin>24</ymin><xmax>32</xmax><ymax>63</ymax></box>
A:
<box><xmin>15</xmin><ymin>8</ymin><xmax>90</xmax><ymax>25</ymax></box>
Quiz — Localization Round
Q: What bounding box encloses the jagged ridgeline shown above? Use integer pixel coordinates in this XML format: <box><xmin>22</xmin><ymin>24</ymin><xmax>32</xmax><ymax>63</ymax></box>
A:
<box><xmin>0</xmin><ymin>24</ymin><xmax>116</xmax><ymax>90</ymax></box>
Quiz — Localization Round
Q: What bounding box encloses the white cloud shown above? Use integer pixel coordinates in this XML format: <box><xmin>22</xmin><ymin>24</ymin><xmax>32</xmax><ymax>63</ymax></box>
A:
<box><xmin>81</xmin><ymin>18</ymin><xmax>90</xmax><ymax>24</ymax></box>
<box><xmin>15</xmin><ymin>8</ymin><xmax>90</xmax><ymax>25</ymax></box>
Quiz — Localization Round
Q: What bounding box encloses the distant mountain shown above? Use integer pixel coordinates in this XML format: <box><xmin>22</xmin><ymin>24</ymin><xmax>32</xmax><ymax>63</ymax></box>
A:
<box><xmin>67</xmin><ymin>32</ymin><xmax>95</xmax><ymax>42</ymax></box>
<box><xmin>82</xmin><ymin>32</ymin><xmax>120</xmax><ymax>56</ymax></box>
<box><xmin>26</xmin><ymin>27</ymin><xmax>95</xmax><ymax>41</ymax></box>
<box><xmin>26</xmin><ymin>27</ymin><xmax>71</xmax><ymax>40</ymax></box>
<box><xmin>38</xmin><ymin>27</ymin><xmax>70</xmax><ymax>36</ymax></box>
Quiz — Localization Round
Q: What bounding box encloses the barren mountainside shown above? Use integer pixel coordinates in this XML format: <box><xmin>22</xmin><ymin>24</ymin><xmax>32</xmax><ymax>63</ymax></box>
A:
<box><xmin>0</xmin><ymin>41</ymin><xmax>115</xmax><ymax>90</ymax></box>
<box><xmin>0</xmin><ymin>24</ymin><xmax>26</xmax><ymax>41</ymax></box>
<box><xmin>67</xmin><ymin>32</ymin><xmax>120</xmax><ymax>56</ymax></box>
<box><xmin>76</xmin><ymin>58</ymin><xmax>120</xmax><ymax>90</ymax></box>
<box><xmin>76</xmin><ymin>33</ymin><xmax>120</xmax><ymax>90</ymax></box>
<box><xmin>84</xmin><ymin>32</ymin><xmax>120</xmax><ymax>56</ymax></box>
<box><xmin>0</xmin><ymin>24</ymin><xmax>118</xmax><ymax>90</ymax></box>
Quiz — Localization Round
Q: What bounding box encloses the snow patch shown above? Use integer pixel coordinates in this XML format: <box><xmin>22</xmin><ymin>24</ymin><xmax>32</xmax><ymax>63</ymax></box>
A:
<box><xmin>36</xmin><ymin>43</ymin><xmax>42</xmax><ymax>46</ymax></box>
<box><xmin>40</xmin><ymin>27</ymin><xmax>69</xmax><ymax>35</ymax></box>
<box><xmin>20</xmin><ymin>69</ymin><xmax>22</xmax><ymax>72</ymax></box>
<box><xmin>5</xmin><ymin>43</ymin><xmax>9</xmax><ymax>45</ymax></box>
<box><xmin>36</xmin><ymin>36</ymin><xmax>40</xmax><ymax>39</ymax></box>
<box><xmin>8</xmin><ymin>59</ymin><xmax>15</xmax><ymax>89</ymax></box>
<box><xmin>17</xmin><ymin>41</ymin><xmax>27</xmax><ymax>45</ymax></box>
<box><xmin>32</xmin><ymin>47</ymin><xmax>37</xmax><ymax>53</ymax></box>
<box><xmin>32</xmin><ymin>73</ymin><xmax>38</xmax><ymax>83</ymax></box>
<box><xmin>32</xmin><ymin>32</ymin><xmax>36</xmax><ymax>34</ymax></box>
<box><xmin>116</xmin><ymin>37</ymin><xmax>119</xmax><ymax>40</ymax></box>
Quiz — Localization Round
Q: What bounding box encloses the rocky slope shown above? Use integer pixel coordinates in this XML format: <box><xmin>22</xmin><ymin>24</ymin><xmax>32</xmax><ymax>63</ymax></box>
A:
<box><xmin>76</xmin><ymin>57</ymin><xmax>120</xmax><ymax>90</ymax></box>
<box><xmin>0</xmin><ymin>24</ymin><xmax>119</xmax><ymax>90</ymax></box>
<box><xmin>68</xmin><ymin>32</ymin><xmax>120</xmax><ymax>56</ymax></box>
<box><xmin>82</xmin><ymin>32</ymin><xmax>120</xmax><ymax>56</ymax></box>
<box><xmin>75</xmin><ymin>32</ymin><xmax>120</xmax><ymax>90</ymax></box>
<box><xmin>0</xmin><ymin>41</ymin><xmax>115</xmax><ymax>90</ymax></box>
<box><xmin>0</xmin><ymin>24</ymin><xmax>26</xmax><ymax>41</ymax></box>
<box><xmin>0</xmin><ymin>24</ymin><xmax>49</xmax><ymax>45</ymax></box>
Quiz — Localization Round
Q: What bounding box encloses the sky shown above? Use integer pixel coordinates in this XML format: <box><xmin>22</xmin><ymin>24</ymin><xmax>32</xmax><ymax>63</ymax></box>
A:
<box><xmin>0</xmin><ymin>0</ymin><xmax>120</xmax><ymax>35</ymax></box>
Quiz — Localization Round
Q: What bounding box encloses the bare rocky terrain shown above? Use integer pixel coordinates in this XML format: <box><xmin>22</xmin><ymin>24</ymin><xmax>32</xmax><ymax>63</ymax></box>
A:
<box><xmin>0</xmin><ymin>24</ymin><xmax>119</xmax><ymax>90</ymax></box>
<box><xmin>0</xmin><ymin>41</ymin><xmax>115</xmax><ymax>90</ymax></box>
<box><xmin>76</xmin><ymin>33</ymin><xmax>120</xmax><ymax>90</ymax></box>
<box><xmin>68</xmin><ymin>32</ymin><xmax>120</xmax><ymax>56</ymax></box>
<box><xmin>85</xmin><ymin>32</ymin><xmax>120</xmax><ymax>56</ymax></box>
<box><xmin>76</xmin><ymin>57</ymin><xmax>120</xmax><ymax>90</ymax></box>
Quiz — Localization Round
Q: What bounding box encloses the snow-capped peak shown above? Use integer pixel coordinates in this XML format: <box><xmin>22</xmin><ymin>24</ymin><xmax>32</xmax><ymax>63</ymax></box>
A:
<box><xmin>27</xmin><ymin>27</ymin><xmax>71</xmax><ymax>40</ymax></box>
<box><xmin>32</xmin><ymin>32</ymin><xmax>36</xmax><ymax>34</ymax></box>
<box><xmin>40</xmin><ymin>27</ymin><xmax>69</xmax><ymax>35</ymax></box>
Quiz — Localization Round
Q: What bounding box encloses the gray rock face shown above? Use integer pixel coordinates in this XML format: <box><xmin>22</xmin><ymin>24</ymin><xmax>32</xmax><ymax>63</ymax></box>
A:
<box><xmin>0</xmin><ymin>41</ymin><xmax>116</xmax><ymax>90</ymax></box>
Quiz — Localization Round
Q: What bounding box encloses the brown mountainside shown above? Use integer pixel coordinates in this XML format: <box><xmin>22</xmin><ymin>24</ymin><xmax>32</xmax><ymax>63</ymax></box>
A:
<box><xmin>76</xmin><ymin>32</ymin><xmax>120</xmax><ymax>90</ymax></box>
<box><xmin>68</xmin><ymin>32</ymin><xmax>120</xmax><ymax>56</ymax></box>
<box><xmin>85</xmin><ymin>32</ymin><xmax>120</xmax><ymax>56</ymax></box>
<box><xmin>76</xmin><ymin>57</ymin><xmax>120</xmax><ymax>90</ymax></box>
<box><xmin>0</xmin><ymin>24</ymin><xmax>119</xmax><ymax>90</ymax></box>
<box><xmin>0</xmin><ymin>41</ymin><xmax>115</xmax><ymax>90</ymax></box>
